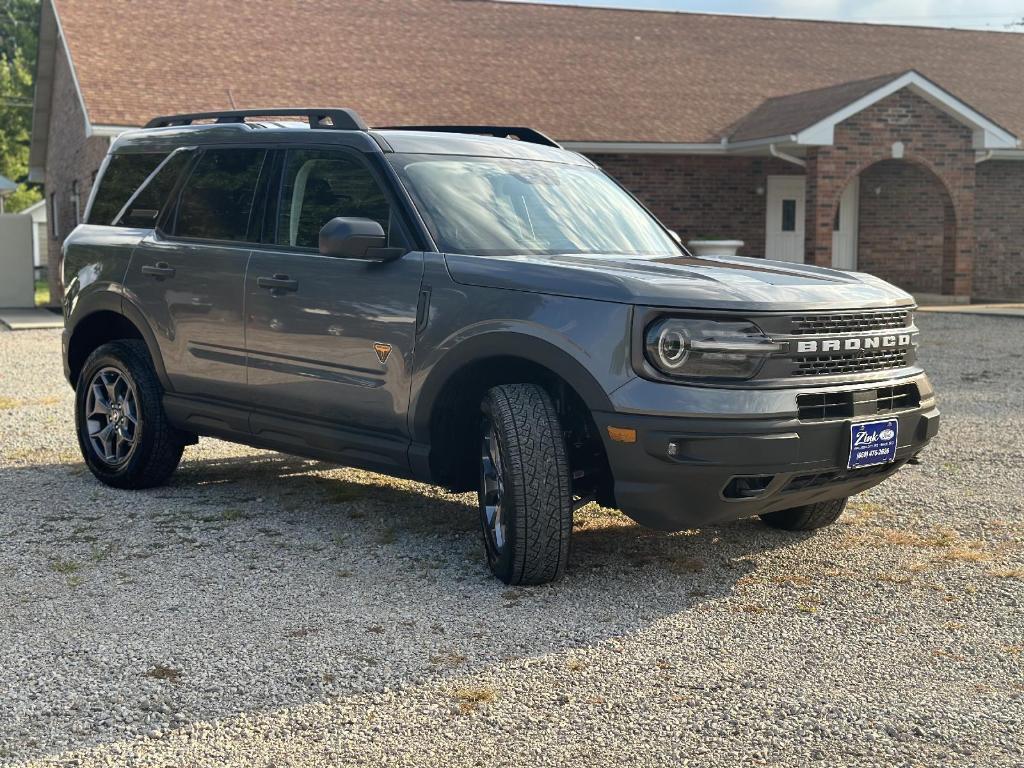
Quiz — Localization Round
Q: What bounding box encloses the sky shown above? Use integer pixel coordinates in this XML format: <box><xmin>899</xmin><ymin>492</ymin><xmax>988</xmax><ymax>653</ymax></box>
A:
<box><xmin>519</xmin><ymin>0</ymin><xmax>1024</xmax><ymax>31</ymax></box>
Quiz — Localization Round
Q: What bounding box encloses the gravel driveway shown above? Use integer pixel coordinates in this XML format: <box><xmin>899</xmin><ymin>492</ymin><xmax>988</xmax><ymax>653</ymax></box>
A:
<box><xmin>1</xmin><ymin>313</ymin><xmax>1021</xmax><ymax>767</ymax></box>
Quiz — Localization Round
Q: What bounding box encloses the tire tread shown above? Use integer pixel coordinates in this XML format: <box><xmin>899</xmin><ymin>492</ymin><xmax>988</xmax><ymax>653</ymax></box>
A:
<box><xmin>759</xmin><ymin>497</ymin><xmax>847</xmax><ymax>531</ymax></box>
<box><xmin>485</xmin><ymin>384</ymin><xmax>573</xmax><ymax>585</ymax></box>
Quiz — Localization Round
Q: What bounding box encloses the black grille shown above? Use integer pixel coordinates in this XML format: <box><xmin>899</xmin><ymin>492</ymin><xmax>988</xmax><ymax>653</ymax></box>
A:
<box><xmin>789</xmin><ymin>310</ymin><xmax>911</xmax><ymax>335</ymax></box>
<box><xmin>797</xmin><ymin>383</ymin><xmax>920</xmax><ymax>421</ymax></box>
<box><xmin>875</xmin><ymin>383</ymin><xmax>921</xmax><ymax>413</ymax></box>
<box><xmin>797</xmin><ymin>391</ymin><xmax>855</xmax><ymax>420</ymax></box>
<box><xmin>793</xmin><ymin>348</ymin><xmax>909</xmax><ymax>377</ymax></box>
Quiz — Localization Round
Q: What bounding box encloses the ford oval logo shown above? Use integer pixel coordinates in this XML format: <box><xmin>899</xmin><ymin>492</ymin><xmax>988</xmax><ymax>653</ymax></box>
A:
<box><xmin>879</xmin><ymin>428</ymin><xmax>896</xmax><ymax>441</ymax></box>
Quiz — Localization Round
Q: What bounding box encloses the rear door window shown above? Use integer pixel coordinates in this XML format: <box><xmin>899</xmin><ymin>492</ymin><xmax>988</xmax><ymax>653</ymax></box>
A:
<box><xmin>87</xmin><ymin>153</ymin><xmax>167</xmax><ymax>225</ymax></box>
<box><xmin>173</xmin><ymin>148</ymin><xmax>267</xmax><ymax>242</ymax></box>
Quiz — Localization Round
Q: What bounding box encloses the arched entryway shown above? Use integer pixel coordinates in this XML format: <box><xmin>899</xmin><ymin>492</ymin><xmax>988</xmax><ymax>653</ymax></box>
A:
<box><xmin>829</xmin><ymin>159</ymin><xmax>958</xmax><ymax>297</ymax></box>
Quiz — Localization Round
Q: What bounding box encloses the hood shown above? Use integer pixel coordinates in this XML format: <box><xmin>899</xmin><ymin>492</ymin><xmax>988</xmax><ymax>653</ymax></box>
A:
<box><xmin>443</xmin><ymin>252</ymin><xmax>914</xmax><ymax>312</ymax></box>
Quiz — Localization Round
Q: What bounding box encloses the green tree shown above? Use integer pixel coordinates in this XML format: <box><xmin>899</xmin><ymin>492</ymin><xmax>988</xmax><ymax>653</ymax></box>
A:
<box><xmin>0</xmin><ymin>0</ymin><xmax>41</xmax><ymax>213</ymax></box>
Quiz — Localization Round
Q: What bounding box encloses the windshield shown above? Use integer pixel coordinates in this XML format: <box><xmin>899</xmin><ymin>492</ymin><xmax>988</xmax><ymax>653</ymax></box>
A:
<box><xmin>390</xmin><ymin>154</ymin><xmax>680</xmax><ymax>257</ymax></box>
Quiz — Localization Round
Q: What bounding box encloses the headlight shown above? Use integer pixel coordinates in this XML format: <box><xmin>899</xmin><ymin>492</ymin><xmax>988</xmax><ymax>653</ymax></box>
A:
<box><xmin>644</xmin><ymin>317</ymin><xmax>780</xmax><ymax>380</ymax></box>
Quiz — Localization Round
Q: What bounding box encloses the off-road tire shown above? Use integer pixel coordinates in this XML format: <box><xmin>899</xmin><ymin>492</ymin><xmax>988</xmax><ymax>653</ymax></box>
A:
<box><xmin>479</xmin><ymin>384</ymin><xmax>573</xmax><ymax>585</ymax></box>
<box><xmin>759</xmin><ymin>497</ymin><xmax>847</xmax><ymax>531</ymax></box>
<box><xmin>75</xmin><ymin>340</ymin><xmax>184</xmax><ymax>489</ymax></box>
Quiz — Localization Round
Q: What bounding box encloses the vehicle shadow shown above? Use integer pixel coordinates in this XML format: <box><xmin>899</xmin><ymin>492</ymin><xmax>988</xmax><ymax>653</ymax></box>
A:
<box><xmin>0</xmin><ymin>449</ymin><xmax>811</xmax><ymax>762</ymax></box>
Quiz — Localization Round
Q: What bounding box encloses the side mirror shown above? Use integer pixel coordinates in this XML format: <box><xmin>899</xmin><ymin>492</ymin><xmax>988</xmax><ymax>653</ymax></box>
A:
<box><xmin>319</xmin><ymin>217</ymin><xmax>400</xmax><ymax>261</ymax></box>
<box><xmin>668</xmin><ymin>230</ymin><xmax>683</xmax><ymax>245</ymax></box>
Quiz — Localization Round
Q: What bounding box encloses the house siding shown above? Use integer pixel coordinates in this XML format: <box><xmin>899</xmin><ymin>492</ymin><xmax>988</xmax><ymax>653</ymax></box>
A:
<box><xmin>974</xmin><ymin>161</ymin><xmax>1024</xmax><ymax>301</ymax></box>
<box><xmin>590</xmin><ymin>154</ymin><xmax>802</xmax><ymax>258</ymax></box>
<box><xmin>857</xmin><ymin>160</ymin><xmax>950</xmax><ymax>295</ymax></box>
<box><xmin>806</xmin><ymin>89</ymin><xmax>975</xmax><ymax>297</ymax></box>
<box><xmin>44</xmin><ymin>42</ymin><xmax>110</xmax><ymax>304</ymax></box>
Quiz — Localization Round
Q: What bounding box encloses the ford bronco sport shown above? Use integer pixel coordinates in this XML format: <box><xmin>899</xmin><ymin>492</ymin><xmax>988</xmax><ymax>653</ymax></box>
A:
<box><xmin>62</xmin><ymin>108</ymin><xmax>939</xmax><ymax>584</ymax></box>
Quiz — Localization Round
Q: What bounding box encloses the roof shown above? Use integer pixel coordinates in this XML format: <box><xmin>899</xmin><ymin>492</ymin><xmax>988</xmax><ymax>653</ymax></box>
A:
<box><xmin>33</xmin><ymin>0</ymin><xmax>1024</xmax><ymax>146</ymax></box>
<box><xmin>0</xmin><ymin>175</ymin><xmax>17</xmax><ymax>195</ymax></box>
<box><xmin>728</xmin><ymin>72</ymin><xmax>907</xmax><ymax>143</ymax></box>
<box><xmin>109</xmin><ymin>122</ymin><xmax>593</xmax><ymax>165</ymax></box>
<box><xmin>725</xmin><ymin>69</ymin><xmax>1017</xmax><ymax>149</ymax></box>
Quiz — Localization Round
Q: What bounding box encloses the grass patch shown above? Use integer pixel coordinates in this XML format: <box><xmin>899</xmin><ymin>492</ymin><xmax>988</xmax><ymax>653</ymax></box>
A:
<box><xmin>145</xmin><ymin>664</ymin><xmax>181</xmax><ymax>684</ymax></box>
<box><xmin>934</xmin><ymin>547</ymin><xmax>991</xmax><ymax>564</ymax></box>
<box><xmin>35</xmin><ymin>279</ymin><xmax>50</xmax><ymax>307</ymax></box>
<box><xmin>89</xmin><ymin>543</ymin><xmax>118</xmax><ymax>563</ymax></box>
<box><xmin>796</xmin><ymin>600</ymin><xmax>820</xmax><ymax>614</ymax></box>
<box><xmin>430</xmin><ymin>651</ymin><xmax>467</xmax><ymax>668</ymax></box>
<box><xmin>454</xmin><ymin>685</ymin><xmax>497</xmax><ymax>713</ymax></box>
<box><xmin>322</xmin><ymin>481</ymin><xmax>367</xmax><ymax>504</ymax></box>
<box><xmin>48</xmin><ymin>557</ymin><xmax>80</xmax><ymax>574</ymax></box>
<box><xmin>987</xmin><ymin>568</ymin><xmax>1024</xmax><ymax>579</ymax></box>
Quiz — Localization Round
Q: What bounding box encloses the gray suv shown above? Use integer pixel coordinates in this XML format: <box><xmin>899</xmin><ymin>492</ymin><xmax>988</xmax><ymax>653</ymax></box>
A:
<box><xmin>62</xmin><ymin>108</ymin><xmax>939</xmax><ymax>584</ymax></box>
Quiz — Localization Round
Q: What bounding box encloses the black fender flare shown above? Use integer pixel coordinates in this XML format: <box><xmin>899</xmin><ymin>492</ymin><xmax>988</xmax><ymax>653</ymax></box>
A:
<box><xmin>409</xmin><ymin>330</ymin><xmax>615</xmax><ymax>443</ymax></box>
<box><xmin>66</xmin><ymin>290</ymin><xmax>172</xmax><ymax>391</ymax></box>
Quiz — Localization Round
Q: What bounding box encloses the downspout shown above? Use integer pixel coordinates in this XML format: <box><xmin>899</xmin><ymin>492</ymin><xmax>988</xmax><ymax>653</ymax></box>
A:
<box><xmin>769</xmin><ymin>143</ymin><xmax>806</xmax><ymax>168</ymax></box>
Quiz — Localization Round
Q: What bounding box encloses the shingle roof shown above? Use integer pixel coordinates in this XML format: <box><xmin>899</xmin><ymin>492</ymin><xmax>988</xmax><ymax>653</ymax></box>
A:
<box><xmin>727</xmin><ymin>72</ymin><xmax>907</xmax><ymax>142</ymax></box>
<box><xmin>53</xmin><ymin>0</ymin><xmax>1024</xmax><ymax>143</ymax></box>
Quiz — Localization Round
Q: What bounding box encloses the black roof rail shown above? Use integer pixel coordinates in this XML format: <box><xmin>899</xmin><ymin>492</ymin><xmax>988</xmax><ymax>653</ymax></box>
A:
<box><xmin>143</xmin><ymin>108</ymin><xmax>368</xmax><ymax>131</ymax></box>
<box><xmin>374</xmin><ymin>125</ymin><xmax>561</xmax><ymax>148</ymax></box>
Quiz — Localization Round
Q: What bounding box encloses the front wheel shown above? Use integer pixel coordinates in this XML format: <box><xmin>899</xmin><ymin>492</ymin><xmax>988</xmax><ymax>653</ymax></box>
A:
<box><xmin>75</xmin><ymin>340</ymin><xmax>185</xmax><ymax>489</ymax></box>
<box><xmin>759</xmin><ymin>497</ymin><xmax>848</xmax><ymax>531</ymax></box>
<box><xmin>478</xmin><ymin>384</ymin><xmax>573</xmax><ymax>585</ymax></box>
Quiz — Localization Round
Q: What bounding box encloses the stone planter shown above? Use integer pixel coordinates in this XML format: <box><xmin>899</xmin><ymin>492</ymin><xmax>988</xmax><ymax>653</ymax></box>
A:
<box><xmin>687</xmin><ymin>239</ymin><xmax>744</xmax><ymax>257</ymax></box>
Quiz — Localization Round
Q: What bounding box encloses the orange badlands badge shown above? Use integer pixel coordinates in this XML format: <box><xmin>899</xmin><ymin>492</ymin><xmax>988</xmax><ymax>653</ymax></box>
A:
<box><xmin>373</xmin><ymin>342</ymin><xmax>392</xmax><ymax>364</ymax></box>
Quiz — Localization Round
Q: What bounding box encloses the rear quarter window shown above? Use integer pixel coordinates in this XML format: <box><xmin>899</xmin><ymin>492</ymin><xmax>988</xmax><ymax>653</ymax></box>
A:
<box><xmin>86</xmin><ymin>153</ymin><xmax>167</xmax><ymax>225</ymax></box>
<box><xmin>116</xmin><ymin>150</ymin><xmax>194</xmax><ymax>228</ymax></box>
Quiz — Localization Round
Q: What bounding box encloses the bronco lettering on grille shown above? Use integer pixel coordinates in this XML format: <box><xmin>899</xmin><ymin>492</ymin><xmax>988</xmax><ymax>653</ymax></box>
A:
<box><xmin>795</xmin><ymin>333</ymin><xmax>914</xmax><ymax>354</ymax></box>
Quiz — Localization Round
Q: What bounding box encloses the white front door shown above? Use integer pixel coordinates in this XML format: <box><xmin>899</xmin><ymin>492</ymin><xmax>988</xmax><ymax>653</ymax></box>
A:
<box><xmin>765</xmin><ymin>175</ymin><xmax>806</xmax><ymax>263</ymax></box>
<box><xmin>831</xmin><ymin>177</ymin><xmax>860</xmax><ymax>271</ymax></box>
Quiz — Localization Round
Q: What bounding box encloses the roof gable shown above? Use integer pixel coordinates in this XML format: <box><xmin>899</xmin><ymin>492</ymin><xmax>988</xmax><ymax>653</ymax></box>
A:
<box><xmin>728</xmin><ymin>70</ymin><xmax>1018</xmax><ymax>150</ymax></box>
<box><xmin>727</xmin><ymin>72</ymin><xmax>906</xmax><ymax>143</ymax></box>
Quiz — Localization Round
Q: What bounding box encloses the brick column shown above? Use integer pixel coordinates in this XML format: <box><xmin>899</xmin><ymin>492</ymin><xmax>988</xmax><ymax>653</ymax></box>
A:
<box><xmin>803</xmin><ymin>148</ymin><xmax>843</xmax><ymax>268</ymax></box>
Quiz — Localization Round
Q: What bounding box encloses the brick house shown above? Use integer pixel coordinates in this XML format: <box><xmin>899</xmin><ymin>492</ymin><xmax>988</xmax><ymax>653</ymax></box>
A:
<box><xmin>29</xmin><ymin>0</ymin><xmax>1024</xmax><ymax>302</ymax></box>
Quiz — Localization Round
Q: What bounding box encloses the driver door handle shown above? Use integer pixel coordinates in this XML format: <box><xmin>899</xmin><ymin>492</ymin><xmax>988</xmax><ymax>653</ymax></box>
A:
<box><xmin>141</xmin><ymin>262</ymin><xmax>175</xmax><ymax>279</ymax></box>
<box><xmin>257</xmin><ymin>274</ymin><xmax>299</xmax><ymax>292</ymax></box>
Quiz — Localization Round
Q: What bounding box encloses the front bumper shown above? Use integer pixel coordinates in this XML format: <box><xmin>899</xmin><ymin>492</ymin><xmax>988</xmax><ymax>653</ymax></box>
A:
<box><xmin>592</xmin><ymin>372</ymin><xmax>939</xmax><ymax>530</ymax></box>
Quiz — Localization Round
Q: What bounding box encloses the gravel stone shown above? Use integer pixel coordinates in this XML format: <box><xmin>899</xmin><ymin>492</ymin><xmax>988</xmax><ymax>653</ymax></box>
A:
<box><xmin>0</xmin><ymin>313</ymin><xmax>1021</xmax><ymax>767</ymax></box>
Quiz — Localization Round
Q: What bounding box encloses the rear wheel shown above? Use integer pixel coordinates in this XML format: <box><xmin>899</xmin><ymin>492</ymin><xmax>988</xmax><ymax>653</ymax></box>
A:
<box><xmin>759</xmin><ymin>497</ymin><xmax>847</xmax><ymax>531</ymax></box>
<box><xmin>75</xmin><ymin>340</ymin><xmax>184</xmax><ymax>489</ymax></box>
<box><xmin>478</xmin><ymin>384</ymin><xmax>573</xmax><ymax>585</ymax></box>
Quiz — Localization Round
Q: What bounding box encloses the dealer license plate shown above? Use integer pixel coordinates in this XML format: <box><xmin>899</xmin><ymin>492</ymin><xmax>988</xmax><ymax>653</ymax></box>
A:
<box><xmin>848</xmin><ymin>419</ymin><xmax>899</xmax><ymax>469</ymax></box>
